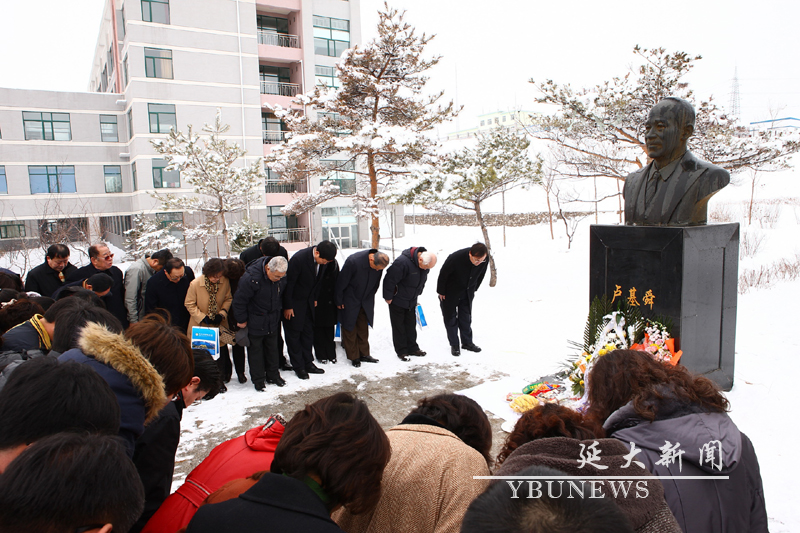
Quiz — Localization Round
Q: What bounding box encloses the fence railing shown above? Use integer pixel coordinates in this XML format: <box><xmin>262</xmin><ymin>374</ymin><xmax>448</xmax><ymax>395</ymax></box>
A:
<box><xmin>265</xmin><ymin>179</ymin><xmax>307</xmax><ymax>194</ymax></box>
<box><xmin>267</xmin><ymin>227</ymin><xmax>308</xmax><ymax>243</ymax></box>
<box><xmin>257</xmin><ymin>31</ymin><xmax>300</xmax><ymax>48</ymax></box>
<box><xmin>263</xmin><ymin>131</ymin><xmax>286</xmax><ymax>144</ymax></box>
<box><xmin>260</xmin><ymin>81</ymin><xmax>300</xmax><ymax>97</ymax></box>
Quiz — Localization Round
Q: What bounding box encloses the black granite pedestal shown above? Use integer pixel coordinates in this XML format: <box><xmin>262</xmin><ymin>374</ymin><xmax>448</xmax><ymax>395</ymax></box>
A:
<box><xmin>589</xmin><ymin>224</ymin><xmax>739</xmax><ymax>391</ymax></box>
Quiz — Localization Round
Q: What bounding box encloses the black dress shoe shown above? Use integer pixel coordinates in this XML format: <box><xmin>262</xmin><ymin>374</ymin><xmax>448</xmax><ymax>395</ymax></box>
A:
<box><xmin>351</xmin><ymin>359</ymin><xmax>361</xmax><ymax>368</ymax></box>
<box><xmin>255</xmin><ymin>384</ymin><xmax>266</xmax><ymax>392</ymax></box>
<box><xmin>306</xmin><ymin>364</ymin><xmax>325</xmax><ymax>374</ymax></box>
<box><xmin>331</xmin><ymin>358</ymin><xmax>337</xmax><ymax>364</ymax></box>
<box><xmin>462</xmin><ymin>343</ymin><xmax>482</xmax><ymax>352</ymax></box>
<box><xmin>410</xmin><ymin>349</ymin><xmax>427</xmax><ymax>357</ymax></box>
<box><xmin>360</xmin><ymin>355</ymin><xmax>379</xmax><ymax>363</ymax></box>
<box><xmin>451</xmin><ymin>346</ymin><xmax>460</xmax><ymax>356</ymax></box>
<box><xmin>280</xmin><ymin>363</ymin><xmax>294</xmax><ymax>372</ymax></box>
<box><xmin>296</xmin><ymin>371</ymin><xmax>309</xmax><ymax>380</ymax></box>
<box><xmin>267</xmin><ymin>376</ymin><xmax>286</xmax><ymax>387</ymax></box>
<box><xmin>238</xmin><ymin>374</ymin><xmax>248</xmax><ymax>384</ymax></box>
<box><xmin>219</xmin><ymin>383</ymin><xmax>227</xmax><ymax>393</ymax></box>
<box><xmin>398</xmin><ymin>354</ymin><xmax>410</xmax><ymax>362</ymax></box>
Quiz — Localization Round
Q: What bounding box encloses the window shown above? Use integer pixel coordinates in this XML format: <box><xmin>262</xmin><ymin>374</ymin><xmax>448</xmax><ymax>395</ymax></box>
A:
<box><xmin>257</xmin><ymin>15</ymin><xmax>289</xmax><ymax>34</ymax></box>
<box><xmin>104</xmin><ymin>166</ymin><xmax>123</xmax><ymax>193</ymax></box>
<box><xmin>141</xmin><ymin>0</ymin><xmax>169</xmax><ymax>24</ymax></box>
<box><xmin>132</xmin><ymin>163</ymin><xmax>138</xmax><ymax>191</ymax></box>
<box><xmin>100</xmin><ymin>115</ymin><xmax>119</xmax><ymax>142</ymax></box>
<box><xmin>0</xmin><ymin>166</ymin><xmax>6</xmax><ymax>194</ymax></box>
<box><xmin>122</xmin><ymin>55</ymin><xmax>129</xmax><ymax>87</ymax></box>
<box><xmin>28</xmin><ymin>166</ymin><xmax>77</xmax><ymax>194</ymax></box>
<box><xmin>320</xmin><ymin>206</ymin><xmax>356</xmax><ymax>224</ymax></box>
<box><xmin>259</xmin><ymin>65</ymin><xmax>293</xmax><ymax>95</ymax></box>
<box><xmin>315</xmin><ymin>65</ymin><xmax>340</xmax><ymax>89</ymax></box>
<box><xmin>266</xmin><ymin>206</ymin><xmax>298</xmax><ymax>231</ymax></box>
<box><xmin>127</xmin><ymin>109</ymin><xmax>133</xmax><ymax>140</ymax></box>
<box><xmin>100</xmin><ymin>215</ymin><xmax>132</xmax><ymax>236</ymax></box>
<box><xmin>157</xmin><ymin>212</ymin><xmax>183</xmax><ymax>239</ymax></box>
<box><xmin>480</xmin><ymin>120</ymin><xmax>485</xmax><ymax>127</ymax></box>
<box><xmin>313</xmin><ymin>16</ymin><xmax>349</xmax><ymax>57</ymax></box>
<box><xmin>152</xmin><ymin>159</ymin><xmax>180</xmax><ymax>188</ymax></box>
<box><xmin>321</xmin><ymin>160</ymin><xmax>356</xmax><ymax>194</ymax></box>
<box><xmin>117</xmin><ymin>8</ymin><xmax>126</xmax><ymax>39</ymax></box>
<box><xmin>144</xmin><ymin>48</ymin><xmax>173</xmax><ymax>79</ymax></box>
<box><xmin>23</xmin><ymin>112</ymin><xmax>71</xmax><ymax>141</ymax></box>
<box><xmin>101</xmin><ymin>66</ymin><xmax>108</xmax><ymax>92</ymax></box>
<box><xmin>148</xmin><ymin>103</ymin><xmax>176</xmax><ymax>133</ymax></box>
<box><xmin>262</xmin><ymin>113</ymin><xmax>286</xmax><ymax>144</ymax></box>
<box><xmin>0</xmin><ymin>224</ymin><xmax>26</xmax><ymax>239</ymax></box>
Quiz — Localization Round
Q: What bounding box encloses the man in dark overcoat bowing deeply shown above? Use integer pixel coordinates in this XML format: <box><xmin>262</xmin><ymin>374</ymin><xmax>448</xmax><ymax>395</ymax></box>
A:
<box><xmin>334</xmin><ymin>249</ymin><xmax>390</xmax><ymax>367</ymax></box>
<box><xmin>437</xmin><ymin>243</ymin><xmax>488</xmax><ymax>356</ymax></box>
<box><xmin>282</xmin><ymin>241</ymin><xmax>337</xmax><ymax>380</ymax></box>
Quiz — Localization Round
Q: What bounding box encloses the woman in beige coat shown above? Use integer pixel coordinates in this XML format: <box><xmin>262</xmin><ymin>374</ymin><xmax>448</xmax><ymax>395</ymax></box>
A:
<box><xmin>185</xmin><ymin>258</ymin><xmax>233</xmax><ymax>391</ymax></box>
<box><xmin>334</xmin><ymin>394</ymin><xmax>492</xmax><ymax>533</ymax></box>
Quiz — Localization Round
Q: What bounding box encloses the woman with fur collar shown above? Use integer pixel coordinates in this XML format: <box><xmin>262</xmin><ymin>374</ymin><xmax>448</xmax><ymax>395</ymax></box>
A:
<box><xmin>59</xmin><ymin>313</ymin><xmax>193</xmax><ymax>457</ymax></box>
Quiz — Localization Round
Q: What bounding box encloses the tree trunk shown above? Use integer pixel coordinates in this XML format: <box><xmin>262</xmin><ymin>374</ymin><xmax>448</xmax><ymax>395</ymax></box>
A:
<box><xmin>368</xmin><ymin>150</ymin><xmax>380</xmax><ymax>248</ymax></box>
<box><xmin>617</xmin><ymin>178</ymin><xmax>623</xmax><ymax>223</ymax></box>
<box><xmin>546</xmin><ymin>191</ymin><xmax>554</xmax><ymax>240</ymax></box>
<box><xmin>474</xmin><ymin>201</ymin><xmax>497</xmax><ymax>287</ymax></box>
<box><xmin>748</xmin><ymin>171</ymin><xmax>757</xmax><ymax>225</ymax></box>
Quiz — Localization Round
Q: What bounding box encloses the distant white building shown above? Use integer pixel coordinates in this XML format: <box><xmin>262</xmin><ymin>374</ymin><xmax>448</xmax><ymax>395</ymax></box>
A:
<box><xmin>442</xmin><ymin>110</ymin><xmax>540</xmax><ymax>141</ymax></box>
<box><xmin>0</xmin><ymin>0</ymin><xmax>391</xmax><ymax>255</ymax></box>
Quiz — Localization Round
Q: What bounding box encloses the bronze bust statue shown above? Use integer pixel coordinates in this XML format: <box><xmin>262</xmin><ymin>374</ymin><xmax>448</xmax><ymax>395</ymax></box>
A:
<box><xmin>623</xmin><ymin>97</ymin><xmax>730</xmax><ymax>226</ymax></box>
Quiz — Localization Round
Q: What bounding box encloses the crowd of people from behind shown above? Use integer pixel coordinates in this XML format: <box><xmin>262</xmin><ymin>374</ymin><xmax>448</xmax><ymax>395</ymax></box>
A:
<box><xmin>0</xmin><ymin>239</ymin><xmax>768</xmax><ymax>532</ymax></box>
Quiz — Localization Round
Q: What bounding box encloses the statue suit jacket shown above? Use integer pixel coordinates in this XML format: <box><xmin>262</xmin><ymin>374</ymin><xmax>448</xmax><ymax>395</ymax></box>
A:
<box><xmin>623</xmin><ymin>151</ymin><xmax>730</xmax><ymax>226</ymax></box>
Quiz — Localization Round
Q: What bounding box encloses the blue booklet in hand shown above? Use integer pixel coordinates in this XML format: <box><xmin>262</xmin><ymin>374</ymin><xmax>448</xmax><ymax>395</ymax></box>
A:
<box><xmin>191</xmin><ymin>326</ymin><xmax>219</xmax><ymax>357</ymax></box>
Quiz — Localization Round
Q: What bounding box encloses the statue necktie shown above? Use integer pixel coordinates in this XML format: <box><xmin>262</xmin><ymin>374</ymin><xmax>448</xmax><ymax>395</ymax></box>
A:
<box><xmin>646</xmin><ymin>169</ymin><xmax>662</xmax><ymax>206</ymax></box>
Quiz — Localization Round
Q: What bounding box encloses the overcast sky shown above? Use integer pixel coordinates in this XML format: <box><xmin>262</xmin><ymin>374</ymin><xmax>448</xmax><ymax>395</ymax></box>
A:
<box><xmin>1</xmin><ymin>0</ymin><xmax>797</xmax><ymax>133</ymax></box>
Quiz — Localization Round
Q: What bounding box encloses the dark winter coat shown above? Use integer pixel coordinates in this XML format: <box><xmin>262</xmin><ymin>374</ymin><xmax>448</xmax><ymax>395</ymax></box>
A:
<box><xmin>283</xmin><ymin>246</ymin><xmax>327</xmax><ymax>328</ymax></box>
<box><xmin>334</xmin><ymin>249</ymin><xmax>384</xmax><ymax>331</ymax></box>
<box><xmin>144</xmin><ymin>267</ymin><xmax>195</xmax><ymax>331</ymax></box>
<box><xmin>495</xmin><ymin>437</ymin><xmax>681</xmax><ymax>533</ymax></box>
<box><xmin>382</xmin><ymin>247</ymin><xmax>429</xmax><ymax>310</ymax></box>
<box><xmin>436</xmin><ymin>247</ymin><xmax>487</xmax><ymax>313</ymax></box>
<box><xmin>142</xmin><ymin>418</ymin><xmax>285</xmax><ymax>533</ymax></box>
<box><xmin>605</xmin><ymin>391</ymin><xmax>768</xmax><ymax>533</ymax></box>
<box><xmin>130</xmin><ymin>396</ymin><xmax>185</xmax><ymax>533</ymax></box>
<box><xmin>1</xmin><ymin>318</ymin><xmax>50</xmax><ymax>352</ymax></box>
<box><xmin>314</xmin><ymin>259</ymin><xmax>339</xmax><ymax>328</ymax></box>
<box><xmin>185</xmin><ymin>472</ymin><xmax>344</xmax><ymax>533</ymax></box>
<box><xmin>232</xmin><ymin>256</ymin><xmax>286</xmax><ymax>336</ymax></box>
<box><xmin>68</xmin><ymin>263</ymin><xmax>128</xmax><ymax>328</ymax></box>
<box><xmin>58</xmin><ymin>322</ymin><xmax>167</xmax><ymax>458</ymax></box>
<box><xmin>239</xmin><ymin>240</ymin><xmax>289</xmax><ymax>266</ymax></box>
<box><xmin>24</xmin><ymin>260</ymin><xmax>77</xmax><ymax>297</ymax></box>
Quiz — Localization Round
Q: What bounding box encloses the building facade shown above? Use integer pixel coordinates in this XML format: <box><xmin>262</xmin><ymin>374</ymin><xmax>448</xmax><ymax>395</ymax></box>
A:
<box><xmin>0</xmin><ymin>0</ymin><xmax>397</xmax><ymax>257</ymax></box>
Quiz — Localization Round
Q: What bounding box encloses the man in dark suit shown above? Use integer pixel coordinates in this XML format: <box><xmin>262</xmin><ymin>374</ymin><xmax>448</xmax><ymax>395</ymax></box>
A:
<box><xmin>334</xmin><ymin>249</ymin><xmax>390</xmax><ymax>367</ymax></box>
<box><xmin>144</xmin><ymin>258</ymin><xmax>195</xmax><ymax>331</ymax></box>
<box><xmin>67</xmin><ymin>243</ymin><xmax>128</xmax><ymax>328</ymax></box>
<box><xmin>623</xmin><ymin>97</ymin><xmax>730</xmax><ymax>226</ymax></box>
<box><xmin>282</xmin><ymin>241</ymin><xmax>337</xmax><ymax>380</ymax></box>
<box><xmin>24</xmin><ymin>244</ymin><xmax>77</xmax><ymax>297</ymax></box>
<box><xmin>437</xmin><ymin>243</ymin><xmax>488</xmax><ymax>357</ymax></box>
<box><xmin>239</xmin><ymin>236</ymin><xmax>288</xmax><ymax>266</ymax></box>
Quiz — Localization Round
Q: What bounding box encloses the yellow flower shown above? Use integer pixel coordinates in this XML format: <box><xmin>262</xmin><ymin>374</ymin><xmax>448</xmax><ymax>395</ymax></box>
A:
<box><xmin>580</xmin><ymin>380</ymin><xmax>585</xmax><ymax>385</ymax></box>
<box><xmin>598</xmin><ymin>349</ymin><xmax>607</xmax><ymax>356</ymax></box>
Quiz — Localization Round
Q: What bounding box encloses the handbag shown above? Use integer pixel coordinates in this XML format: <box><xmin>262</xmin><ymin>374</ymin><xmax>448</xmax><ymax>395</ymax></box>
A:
<box><xmin>219</xmin><ymin>325</ymin><xmax>236</xmax><ymax>346</ymax></box>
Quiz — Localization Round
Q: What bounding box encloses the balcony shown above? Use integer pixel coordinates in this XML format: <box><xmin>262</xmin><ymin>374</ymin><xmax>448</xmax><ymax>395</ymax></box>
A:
<box><xmin>266</xmin><ymin>179</ymin><xmax>307</xmax><ymax>194</ymax></box>
<box><xmin>260</xmin><ymin>81</ymin><xmax>300</xmax><ymax>97</ymax></box>
<box><xmin>322</xmin><ymin>179</ymin><xmax>356</xmax><ymax>195</ymax></box>
<box><xmin>268</xmin><ymin>227</ymin><xmax>308</xmax><ymax>243</ymax></box>
<box><xmin>258</xmin><ymin>31</ymin><xmax>299</xmax><ymax>48</ymax></box>
<box><xmin>263</xmin><ymin>131</ymin><xmax>286</xmax><ymax>144</ymax></box>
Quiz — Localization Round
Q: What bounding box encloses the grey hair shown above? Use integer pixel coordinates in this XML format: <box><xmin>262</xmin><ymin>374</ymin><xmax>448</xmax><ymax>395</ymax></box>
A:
<box><xmin>419</xmin><ymin>251</ymin><xmax>437</xmax><ymax>268</ymax></box>
<box><xmin>372</xmin><ymin>252</ymin><xmax>390</xmax><ymax>268</ymax></box>
<box><xmin>267</xmin><ymin>256</ymin><xmax>288</xmax><ymax>273</ymax></box>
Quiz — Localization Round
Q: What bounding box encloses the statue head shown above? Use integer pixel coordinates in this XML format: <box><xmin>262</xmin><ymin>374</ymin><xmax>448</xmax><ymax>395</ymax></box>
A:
<box><xmin>645</xmin><ymin>97</ymin><xmax>695</xmax><ymax>168</ymax></box>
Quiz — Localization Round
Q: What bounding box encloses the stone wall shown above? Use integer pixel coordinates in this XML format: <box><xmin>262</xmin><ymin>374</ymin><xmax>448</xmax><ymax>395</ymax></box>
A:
<box><xmin>403</xmin><ymin>211</ymin><xmax>596</xmax><ymax>227</ymax></box>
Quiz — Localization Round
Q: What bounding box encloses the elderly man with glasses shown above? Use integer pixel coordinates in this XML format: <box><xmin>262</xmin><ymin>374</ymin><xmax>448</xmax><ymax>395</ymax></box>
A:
<box><xmin>67</xmin><ymin>243</ymin><xmax>128</xmax><ymax>328</ymax></box>
<box><xmin>145</xmin><ymin>258</ymin><xmax>195</xmax><ymax>331</ymax></box>
<box><xmin>436</xmin><ymin>243</ymin><xmax>489</xmax><ymax>357</ymax></box>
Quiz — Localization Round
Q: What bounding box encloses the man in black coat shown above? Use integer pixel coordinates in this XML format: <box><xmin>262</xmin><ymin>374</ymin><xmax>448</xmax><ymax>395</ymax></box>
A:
<box><xmin>24</xmin><ymin>244</ymin><xmax>77</xmax><ymax>297</ymax></box>
<box><xmin>436</xmin><ymin>243</ymin><xmax>488</xmax><ymax>356</ymax></box>
<box><xmin>67</xmin><ymin>243</ymin><xmax>128</xmax><ymax>328</ymax></box>
<box><xmin>233</xmin><ymin>256</ymin><xmax>289</xmax><ymax>390</ymax></box>
<box><xmin>283</xmin><ymin>241</ymin><xmax>336</xmax><ymax>380</ymax></box>
<box><xmin>382</xmin><ymin>246</ymin><xmax>437</xmax><ymax>361</ymax></box>
<box><xmin>335</xmin><ymin>249</ymin><xmax>389</xmax><ymax>367</ymax></box>
<box><xmin>239</xmin><ymin>236</ymin><xmax>289</xmax><ymax>266</ymax></box>
<box><xmin>144</xmin><ymin>258</ymin><xmax>195</xmax><ymax>331</ymax></box>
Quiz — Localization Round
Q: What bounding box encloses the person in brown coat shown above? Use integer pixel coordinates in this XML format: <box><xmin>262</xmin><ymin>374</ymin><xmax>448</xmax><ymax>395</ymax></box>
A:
<box><xmin>334</xmin><ymin>394</ymin><xmax>492</xmax><ymax>533</ymax></box>
<box><xmin>185</xmin><ymin>259</ymin><xmax>233</xmax><ymax>390</ymax></box>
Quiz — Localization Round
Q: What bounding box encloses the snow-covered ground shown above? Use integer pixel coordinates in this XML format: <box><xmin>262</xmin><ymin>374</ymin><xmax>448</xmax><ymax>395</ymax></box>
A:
<box><xmin>3</xmin><ymin>166</ymin><xmax>797</xmax><ymax>530</ymax></box>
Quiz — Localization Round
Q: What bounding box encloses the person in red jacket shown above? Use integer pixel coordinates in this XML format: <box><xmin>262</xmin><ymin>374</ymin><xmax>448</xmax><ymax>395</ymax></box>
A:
<box><xmin>141</xmin><ymin>415</ymin><xmax>285</xmax><ymax>533</ymax></box>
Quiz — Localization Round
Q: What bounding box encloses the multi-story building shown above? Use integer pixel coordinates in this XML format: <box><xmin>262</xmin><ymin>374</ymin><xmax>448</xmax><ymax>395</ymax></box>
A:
<box><xmin>0</xmin><ymin>0</ymin><xmax>395</xmax><ymax>256</ymax></box>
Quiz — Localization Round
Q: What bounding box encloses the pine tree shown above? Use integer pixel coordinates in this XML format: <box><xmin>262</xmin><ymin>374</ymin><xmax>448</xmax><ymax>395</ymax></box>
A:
<box><xmin>151</xmin><ymin>110</ymin><xmax>262</xmax><ymax>257</ymax></box>
<box><xmin>529</xmin><ymin>46</ymin><xmax>799</xmax><ymax>182</ymax></box>
<box><xmin>124</xmin><ymin>213</ymin><xmax>183</xmax><ymax>260</ymax></box>
<box><xmin>391</xmin><ymin>128</ymin><xmax>542</xmax><ymax>286</ymax></box>
<box><xmin>266</xmin><ymin>3</ymin><xmax>459</xmax><ymax>248</ymax></box>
